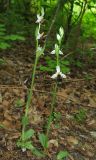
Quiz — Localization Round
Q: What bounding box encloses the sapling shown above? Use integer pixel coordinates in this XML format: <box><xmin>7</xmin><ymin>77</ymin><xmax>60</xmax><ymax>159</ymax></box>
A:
<box><xmin>17</xmin><ymin>8</ymin><xmax>45</xmax><ymax>154</ymax></box>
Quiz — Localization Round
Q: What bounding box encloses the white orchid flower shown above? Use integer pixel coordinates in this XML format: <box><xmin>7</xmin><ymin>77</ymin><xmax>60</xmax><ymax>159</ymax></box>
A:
<box><xmin>37</xmin><ymin>32</ymin><xmax>43</xmax><ymax>40</ymax></box>
<box><xmin>57</xmin><ymin>34</ymin><xmax>61</xmax><ymax>41</ymax></box>
<box><xmin>36</xmin><ymin>8</ymin><xmax>44</xmax><ymax>23</ymax></box>
<box><xmin>51</xmin><ymin>66</ymin><xmax>66</xmax><ymax>79</ymax></box>
<box><xmin>22</xmin><ymin>148</ymin><xmax>26</xmax><ymax>152</ymax></box>
<box><xmin>51</xmin><ymin>50</ymin><xmax>63</xmax><ymax>55</ymax></box>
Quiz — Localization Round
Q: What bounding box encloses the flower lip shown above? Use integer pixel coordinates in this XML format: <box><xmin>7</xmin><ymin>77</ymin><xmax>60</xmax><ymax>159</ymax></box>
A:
<box><xmin>36</xmin><ymin>14</ymin><xmax>43</xmax><ymax>23</ymax></box>
<box><xmin>37</xmin><ymin>32</ymin><xmax>44</xmax><ymax>40</ymax></box>
<box><xmin>51</xmin><ymin>66</ymin><xmax>66</xmax><ymax>79</ymax></box>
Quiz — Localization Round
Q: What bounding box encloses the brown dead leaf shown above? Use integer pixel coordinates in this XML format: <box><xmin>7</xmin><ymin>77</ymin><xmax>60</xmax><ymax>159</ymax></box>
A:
<box><xmin>2</xmin><ymin>100</ymin><xmax>10</xmax><ymax>108</ymax></box>
<box><xmin>29</xmin><ymin>107</ymin><xmax>42</xmax><ymax>124</ymax></box>
<box><xmin>88</xmin><ymin>97</ymin><xmax>96</xmax><ymax>108</ymax></box>
<box><xmin>2</xmin><ymin>120</ymin><xmax>14</xmax><ymax>129</ymax></box>
<box><xmin>67</xmin><ymin>136</ymin><xmax>79</xmax><ymax>145</ymax></box>
<box><xmin>48</xmin><ymin>139</ymin><xmax>58</xmax><ymax>148</ymax></box>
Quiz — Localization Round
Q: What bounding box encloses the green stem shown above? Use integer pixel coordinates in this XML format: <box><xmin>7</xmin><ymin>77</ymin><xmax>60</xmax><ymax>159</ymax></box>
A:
<box><xmin>22</xmin><ymin>56</ymin><xmax>38</xmax><ymax>142</ymax></box>
<box><xmin>46</xmin><ymin>82</ymin><xmax>57</xmax><ymax>137</ymax></box>
<box><xmin>25</xmin><ymin>57</ymin><xmax>38</xmax><ymax>117</ymax></box>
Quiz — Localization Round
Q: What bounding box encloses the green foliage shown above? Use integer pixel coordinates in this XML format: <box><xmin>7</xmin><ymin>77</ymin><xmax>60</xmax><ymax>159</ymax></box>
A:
<box><xmin>23</xmin><ymin>129</ymin><xmax>35</xmax><ymax>141</ymax></box>
<box><xmin>73</xmin><ymin>108</ymin><xmax>87</xmax><ymax>123</ymax></box>
<box><xmin>17</xmin><ymin>140</ymin><xmax>34</xmax><ymax>151</ymax></box>
<box><xmin>84</xmin><ymin>74</ymin><xmax>93</xmax><ymax>80</ymax></box>
<box><xmin>0</xmin><ymin>23</ymin><xmax>25</xmax><ymax>50</ymax></box>
<box><xmin>15</xmin><ymin>99</ymin><xmax>24</xmax><ymax>108</ymax></box>
<box><xmin>17</xmin><ymin>129</ymin><xmax>35</xmax><ymax>152</ymax></box>
<box><xmin>82</xmin><ymin>12</ymin><xmax>96</xmax><ymax>40</ymax></box>
<box><xmin>53</xmin><ymin>112</ymin><xmax>62</xmax><ymax>122</ymax></box>
<box><xmin>38</xmin><ymin>133</ymin><xmax>48</xmax><ymax>149</ymax></box>
<box><xmin>57</xmin><ymin>150</ymin><xmax>69</xmax><ymax>160</ymax></box>
<box><xmin>40</xmin><ymin>56</ymin><xmax>70</xmax><ymax>73</ymax></box>
<box><xmin>0</xmin><ymin>58</ymin><xmax>6</xmax><ymax>65</ymax></box>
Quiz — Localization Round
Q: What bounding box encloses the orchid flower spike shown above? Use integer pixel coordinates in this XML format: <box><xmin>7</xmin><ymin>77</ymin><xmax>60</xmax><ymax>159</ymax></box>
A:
<box><xmin>36</xmin><ymin>8</ymin><xmax>44</xmax><ymax>23</ymax></box>
<box><xmin>51</xmin><ymin>66</ymin><xmax>66</xmax><ymax>79</ymax></box>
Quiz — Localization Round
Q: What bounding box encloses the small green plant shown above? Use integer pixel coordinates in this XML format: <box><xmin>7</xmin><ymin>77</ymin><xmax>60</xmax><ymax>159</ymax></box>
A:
<box><xmin>84</xmin><ymin>74</ymin><xmax>93</xmax><ymax>80</ymax></box>
<box><xmin>53</xmin><ymin>112</ymin><xmax>62</xmax><ymax>128</ymax></box>
<box><xmin>73</xmin><ymin>108</ymin><xmax>87</xmax><ymax>123</ymax></box>
<box><xmin>53</xmin><ymin>112</ymin><xmax>62</xmax><ymax>122</ymax></box>
<box><xmin>38</xmin><ymin>133</ymin><xmax>48</xmax><ymax>151</ymax></box>
<box><xmin>0</xmin><ymin>23</ymin><xmax>25</xmax><ymax>50</ymax></box>
<box><xmin>15</xmin><ymin>98</ymin><xmax>24</xmax><ymax>108</ymax></box>
<box><xmin>57</xmin><ymin>150</ymin><xmax>69</xmax><ymax>160</ymax></box>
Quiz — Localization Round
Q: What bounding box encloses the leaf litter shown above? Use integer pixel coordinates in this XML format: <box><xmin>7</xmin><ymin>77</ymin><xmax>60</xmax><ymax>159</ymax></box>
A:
<box><xmin>0</xmin><ymin>43</ymin><xmax>96</xmax><ymax>160</ymax></box>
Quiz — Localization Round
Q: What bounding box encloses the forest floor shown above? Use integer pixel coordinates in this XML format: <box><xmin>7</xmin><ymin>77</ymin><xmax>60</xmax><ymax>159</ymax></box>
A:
<box><xmin>0</xmin><ymin>42</ymin><xmax>96</xmax><ymax>160</ymax></box>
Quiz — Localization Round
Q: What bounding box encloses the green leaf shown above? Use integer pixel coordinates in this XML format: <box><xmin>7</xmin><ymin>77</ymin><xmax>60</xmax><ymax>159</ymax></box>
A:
<box><xmin>32</xmin><ymin>148</ymin><xmax>45</xmax><ymax>157</ymax></box>
<box><xmin>0</xmin><ymin>124</ymin><xmax>6</xmax><ymax>129</ymax></box>
<box><xmin>17</xmin><ymin>140</ymin><xmax>34</xmax><ymax>150</ymax></box>
<box><xmin>39</xmin><ymin>65</ymin><xmax>54</xmax><ymax>72</ymax></box>
<box><xmin>61</xmin><ymin>66</ymin><xmax>70</xmax><ymax>73</ymax></box>
<box><xmin>23</xmin><ymin>129</ymin><xmax>35</xmax><ymax>140</ymax></box>
<box><xmin>0</xmin><ymin>24</ymin><xmax>5</xmax><ymax>28</ymax></box>
<box><xmin>5</xmin><ymin>34</ymin><xmax>25</xmax><ymax>41</ymax></box>
<box><xmin>0</xmin><ymin>58</ymin><xmax>6</xmax><ymax>65</ymax></box>
<box><xmin>24</xmin><ymin>141</ymin><xmax>34</xmax><ymax>150</ymax></box>
<box><xmin>0</xmin><ymin>42</ymin><xmax>11</xmax><ymax>49</ymax></box>
<box><xmin>0</xmin><ymin>32</ymin><xmax>5</xmax><ymax>36</ymax></box>
<box><xmin>38</xmin><ymin>133</ymin><xmax>48</xmax><ymax>149</ymax></box>
<box><xmin>61</xmin><ymin>60</ymin><xmax>70</xmax><ymax>65</ymax></box>
<box><xmin>57</xmin><ymin>151</ymin><xmax>69</xmax><ymax>160</ymax></box>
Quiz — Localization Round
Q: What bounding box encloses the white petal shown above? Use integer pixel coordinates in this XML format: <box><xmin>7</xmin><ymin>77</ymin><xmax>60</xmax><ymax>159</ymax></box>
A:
<box><xmin>51</xmin><ymin>72</ymin><xmax>58</xmax><ymax>79</ymax></box>
<box><xmin>37</xmin><ymin>33</ymin><xmax>43</xmax><ymax>39</ymax></box>
<box><xmin>51</xmin><ymin>50</ymin><xmax>55</xmax><ymax>54</ymax></box>
<box><xmin>56</xmin><ymin>66</ymin><xmax>60</xmax><ymax>73</ymax></box>
<box><xmin>22</xmin><ymin>148</ymin><xmax>26</xmax><ymax>152</ymax></box>
<box><xmin>59</xmin><ymin>27</ymin><xmax>64</xmax><ymax>37</ymax></box>
<box><xmin>60</xmin><ymin>72</ymin><xmax>66</xmax><ymax>78</ymax></box>
<box><xmin>59</xmin><ymin>50</ymin><xmax>63</xmax><ymax>55</ymax></box>
<box><xmin>36</xmin><ymin>15</ymin><xmax>43</xmax><ymax>23</ymax></box>
<box><xmin>57</xmin><ymin>34</ymin><xmax>61</xmax><ymax>41</ymax></box>
<box><xmin>37</xmin><ymin>14</ymin><xmax>40</xmax><ymax>19</ymax></box>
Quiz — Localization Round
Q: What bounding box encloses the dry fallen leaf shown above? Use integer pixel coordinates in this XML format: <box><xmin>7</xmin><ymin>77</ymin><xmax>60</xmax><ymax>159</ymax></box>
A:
<box><xmin>67</xmin><ymin>136</ymin><xmax>79</xmax><ymax>145</ymax></box>
<box><xmin>48</xmin><ymin>139</ymin><xmax>58</xmax><ymax>148</ymax></box>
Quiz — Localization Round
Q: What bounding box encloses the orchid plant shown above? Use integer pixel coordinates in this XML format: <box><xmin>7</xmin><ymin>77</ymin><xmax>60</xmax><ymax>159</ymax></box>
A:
<box><xmin>17</xmin><ymin>8</ymin><xmax>45</xmax><ymax>155</ymax></box>
<box><xmin>17</xmin><ymin>8</ymin><xmax>68</xmax><ymax>158</ymax></box>
<box><xmin>46</xmin><ymin>27</ymin><xmax>66</xmax><ymax>139</ymax></box>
